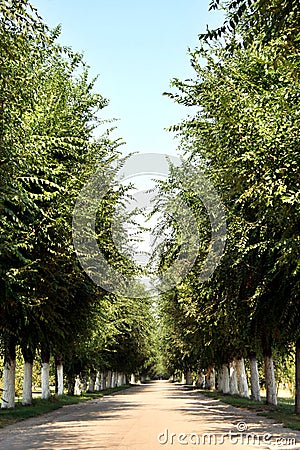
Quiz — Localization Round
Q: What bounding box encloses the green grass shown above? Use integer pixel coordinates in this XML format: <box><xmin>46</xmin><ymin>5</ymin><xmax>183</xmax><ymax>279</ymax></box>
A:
<box><xmin>195</xmin><ymin>388</ymin><xmax>300</xmax><ymax>431</ymax></box>
<box><xmin>0</xmin><ymin>385</ymin><xmax>131</xmax><ymax>429</ymax></box>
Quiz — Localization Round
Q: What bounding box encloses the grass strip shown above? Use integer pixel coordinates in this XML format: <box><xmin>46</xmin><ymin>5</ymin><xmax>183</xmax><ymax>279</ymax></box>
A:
<box><xmin>195</xmin><ymin>388</ymin><xmax>300</xmax><ymax>431</ymax></box>
<box><xmin>0</xmin><ymin>385</ymin><xmax>131</xmax><ymax>429</ymax></box>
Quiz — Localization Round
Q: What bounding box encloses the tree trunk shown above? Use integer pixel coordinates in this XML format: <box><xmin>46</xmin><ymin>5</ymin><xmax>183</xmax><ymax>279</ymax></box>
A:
<box><xmin>107</xmin><ymin>370</ymin><xmax>112</xmax><ymax>388</ymax></box>
<box><xmin>21</xmin><ymin>347</ymin><xmax>35</xmax><ymax>406</ymax></box>
<box><xmin>222</xmin><ymin>364</ymin><xmax>230</xmax><ymax>393</ymax></box>
<box><xmin>235</xmin><ymin>357</ymin><xmax>249</xmax><ymax>398</ymax></box>
<box><xmin>81</xmin><ymin>374</ymin><xmax>87</xmax><ymax>392</ymax></box>
<box><xmin>218</xmin><ymin>364</ymin><xmax>229</xmax><ymax>393</ymax></box>
<box><xmin>113</xmin><ymin>371</ymin><xmax>118</xmax><ymax>387</ymax></box>
<box><xmin>67</xmin><ymin>375</ymin><xmax>75</xmax><ymax>396</ymax></box>
<box><xmin>22</xmin><ymin>361</ymin><xmax>33</xmax><ymax>405</ymax></box>
<box><xmin>197</xmin><ymin>372</ymin><xmax>204</xmax><ymax>387</ymax></box>
<box><xmin>263</xmin><ymin>348</ymin><xmax>277</xmax><ymax>405</ymax></box>
<box><xmin>1</xmin><ymin>341</ymin><xmax>16</xmax><ymax>409</ymax></box>
<box><xmin>88</xmin><ymin>371</ymin><xmax>96</xmax><ymax>392</ymax></box>
<box><xmin>117</xmin><ymin>372</ymin><xmax>123</xmax><ymax>386</ymax></box>
<box><xmin>249</xmin><ymin>352</ymin><xmax>261</xmax><ymax>401</ymax></box>
<box><xmin>185</xmin><ymin>369</ymin><xmax>192</xmax><ymax>385</ymax></box>
<box><xmin>56</xmin><ymin>356</ymin><xmax>64</xmax><ymax>396</ymax></box>
<box><xmin>217</xmin><ymin>368</ymin><xmax>223</xmax><ymax>392</ymax></box>
<box><xmin>95</xmin><ymin>372</ymin><xmax>101</xmax><ymax>391</ymax></box>
<box><xmin>74</xmin><ymin>376</ymin><xmax>81</xmax><ymax>395</ymax></box>
<box><xmin>41</xmin><ymin>348</ymin><xmax>50</xmax><ymax>400</ymax></box>
<box><xmin>41</xmin><ymin>362</ymin><xmax>50</xmax><ymax>399</ymax></box>
<box><xmin>229</xmin><ymin>360</ymin><xmax>239</xmax><ymax>395</ymax></box>
<box><xmin>208</xmin><ymin>367</ymin><xmax>215</xmax><ymax>391</ymax></box>
<box><xmin>295</xmin><ymin>339</ymin><xmax>300</xmax><ymax>414</ymax></box>
<box><xmin>111</xmin><ymin>371</ymin><xmax>116</xmax><ymax>388</ymax></box>
<box><xmin>101</xmin><ymin>371</ymin><xmax>107</xmax><ymax>390</ymax></box>
<box><xmin>130</xmin><ymin>374</ymin><xmax>136</xmax><ymax>384</ymax></box>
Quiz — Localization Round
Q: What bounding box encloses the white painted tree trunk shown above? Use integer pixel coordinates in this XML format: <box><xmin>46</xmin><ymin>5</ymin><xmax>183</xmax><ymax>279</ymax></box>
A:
<box><xmin>219</xmin><ymin>364</ymin><xmax>229</xmax><ymax>393</ymax></box>
<box><xmin>208</xmin><ymin>367</ymin><xmax>215</xmax><ymax>391</ymax></box>
<box><xmin>22</xmin><ymin>361</ymin><xmax>33</xmax><ymax>405</ymax></box>
<box><xmin>130</xmin><ymin>374</ymin><xmax>136</xmax><ymax>384</ymax></box>
<box><xmin>41</xmin><ymin>362</ymin><xmax>50</xmax><ymax>400</ymax></box>
<box><xmin>1</xmin><ymin>358</ymin><xmax>16</xmax><ymax>409</ymax></box>
<box><xmin>111</xmin><ymin>371</ymin><xmax>116</xmax><ymax>388</ymax></box>
<box><xmin>229</xmin><ymin>360</ymin><xmax>239</xmax><ymax>395</ymax></box>
<box><xmin>82</xmin><ymin>376</ymin><xmax>87</xmax><ymax>392</ymax></box>
<box><xmin>57</xmin><ymin>362</ymin><xmax>64</xmax><ymax>396</ymax></box>
<box><xmin>217</xmin><ymin>368</ymin><xmax>223</xmax><ymax>392</ymax></box>
<box><xmin>101</xmin><ymin>371</ymin><xmax>106</xmax><ymax>390</ymax></box>
<box><xmin>235</xmin><ymin>358</ymin><xmax>249</xmax><ymax>398</ymax></box>
<box><xmin>223</xmin><ymin>364</ymin><xmax>230</xmax><ymax>393</ymax></box>
<box><xmin>117</xmin><ymin>372</ymin><xmax>123</xmax><ymax>386</ymax></box>
<box><xmin>41</xmin><ymin>348</ymin><xmax>50</xmax><ymax>399</ymax></box>
<box><xmin>107</xmin><ymin>370</ymin><xmax>112</xmax><ymax>388</ymax></box>
<box><xmin>95</xmin><ymin>372</ymin><xmax>101</xmax><ymax>391</ymax></box>
<box><xmin>123</xmin><ymin>373</ymin><xmax>127</xmax><ymax>385</ymax></box>
<box><xmin>74</xmin><ymin>376</ymin><xmax>82</xmax><ymax>395</ymax></box>
<box><xmin>264</xmin><ymin>354</ymin><xmax>277</xmax><ymax>405</ymax></box>
<box><xmin>88</xmin><ymin>373</ymin><xmax>96</xmax><ymax>392</ymax></box>
<box><xmin>249</xmin><ymin>353</ymin><xmax>261</xmax><ymax>401</ymax></box>
<box><xmin>181</xmin><ymin>372</ymin><xmax>185</xmax><ymax>384</ymax></box>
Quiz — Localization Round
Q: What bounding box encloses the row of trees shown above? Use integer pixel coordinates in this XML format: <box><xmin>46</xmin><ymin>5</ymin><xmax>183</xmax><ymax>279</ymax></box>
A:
<box><xmin>154</xmin><ymin>0</ymin><xmax>300</xmax><ymax>409</ymax></box>
<box><xmin>0</xmin><ymin>0</ymin><xmax>155</xmax><ymax>408</ymax></box>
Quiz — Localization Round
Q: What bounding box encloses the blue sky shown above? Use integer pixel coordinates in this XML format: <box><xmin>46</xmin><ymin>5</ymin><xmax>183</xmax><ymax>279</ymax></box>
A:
<box><xmin>33</xmin><ymin>0</ymin><xmax>224</xmax><ymax>157</ymax></box>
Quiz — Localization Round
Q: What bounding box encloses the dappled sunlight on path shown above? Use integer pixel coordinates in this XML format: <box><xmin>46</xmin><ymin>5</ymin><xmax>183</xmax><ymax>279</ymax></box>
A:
<box><xmin>0</xmin><ymin>381</ymin><xmax>300</xmax><ymax>449</ymax></box>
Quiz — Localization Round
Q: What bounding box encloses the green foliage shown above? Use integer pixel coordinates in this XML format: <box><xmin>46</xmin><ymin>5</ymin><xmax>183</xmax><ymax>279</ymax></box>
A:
<box><xmin>156</xmin><ymin>0</ymin><xmax>300</xmax><ymax>384</ymax></box>
<box><xmin>0</xmin><ymin>0</ymin><xmax>156</xmax><ymax>404</ymax></box>
<box><xmin>201</xmin><ymin>0</ymin><xmax>300</xmax><ymax>49</ymax></box>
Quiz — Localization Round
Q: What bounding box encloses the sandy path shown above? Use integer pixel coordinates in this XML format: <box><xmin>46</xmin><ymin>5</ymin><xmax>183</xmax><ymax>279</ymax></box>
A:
<box><xmin>0</xmin><ymin>381</ymin><xmax>299</xmax><ymax>449</ymax></box>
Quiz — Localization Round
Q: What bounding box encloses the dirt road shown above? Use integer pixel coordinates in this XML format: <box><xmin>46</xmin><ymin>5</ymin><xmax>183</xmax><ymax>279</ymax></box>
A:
<box><xmin>0</xmin><ymin>381</ymin><xmax>299</xmax><ymax>449</ymax></box>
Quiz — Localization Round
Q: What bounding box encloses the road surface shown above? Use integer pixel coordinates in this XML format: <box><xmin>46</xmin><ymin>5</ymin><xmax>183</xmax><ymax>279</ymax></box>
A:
<box><xmin>0</xmin><ymin>381</ymin><xmax>299</xmax><ymax>449</ymax></box>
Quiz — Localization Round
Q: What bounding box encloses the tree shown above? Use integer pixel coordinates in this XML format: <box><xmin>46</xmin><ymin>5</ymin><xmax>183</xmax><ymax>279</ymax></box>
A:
<box><xmin>155</xmin><ymin>0</ymin><xmax>300</xmax><ymax>406</ymax></box>
<box><xmin>1</xmin><ymin>0</ymin><xmax>153</xmax><ymax>407</ymax></box>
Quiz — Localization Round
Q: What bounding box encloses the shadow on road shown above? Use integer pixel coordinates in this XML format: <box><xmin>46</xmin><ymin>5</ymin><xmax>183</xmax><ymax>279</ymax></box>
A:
<box><xmin>0</xmin><ymin>382</ymin><xmax>299</xmax><ymax>449</ymax></box>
